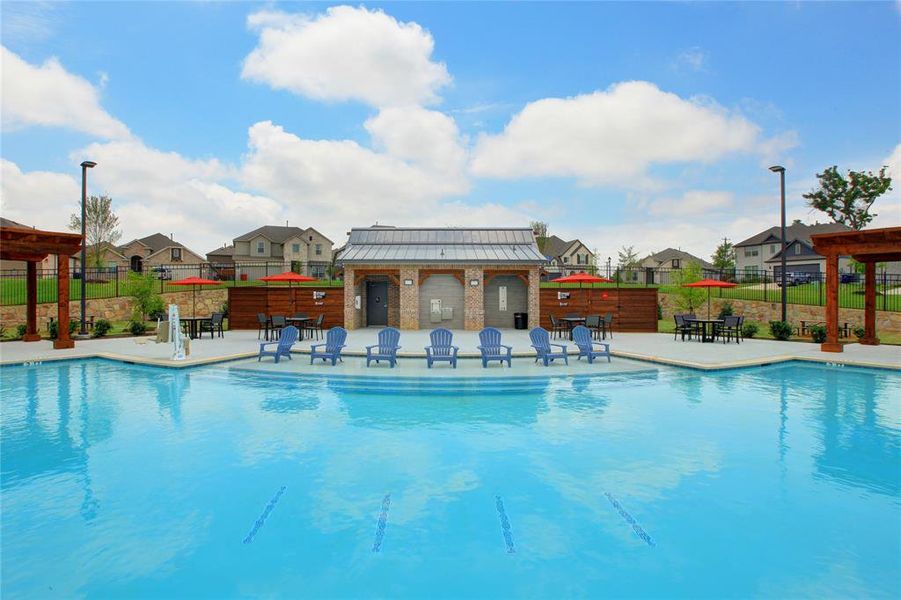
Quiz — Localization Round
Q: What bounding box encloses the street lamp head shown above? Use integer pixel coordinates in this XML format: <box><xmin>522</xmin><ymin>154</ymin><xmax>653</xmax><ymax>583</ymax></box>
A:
<box><xmin>769</xmin><ymin>165</ymin><xmax>785</xmax><ymax>173</ymax></box>
<box><xmin>81</xmin><ymin>161</ymin><xmax>97</xmax><ymax>169</ymax></box>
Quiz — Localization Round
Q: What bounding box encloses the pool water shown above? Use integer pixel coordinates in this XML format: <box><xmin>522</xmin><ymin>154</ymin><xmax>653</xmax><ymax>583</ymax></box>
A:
<box><xmin>1</xmin><ymin>359</ymin><xmax>899</xmax><ymax>598</ymax></box>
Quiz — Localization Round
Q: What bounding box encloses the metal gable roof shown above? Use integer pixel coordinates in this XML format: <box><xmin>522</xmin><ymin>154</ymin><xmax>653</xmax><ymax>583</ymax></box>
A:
<box><xmin>339</xmin><ymin>227</ymin><xmax>545</xmax><ymax>264</ymax></box>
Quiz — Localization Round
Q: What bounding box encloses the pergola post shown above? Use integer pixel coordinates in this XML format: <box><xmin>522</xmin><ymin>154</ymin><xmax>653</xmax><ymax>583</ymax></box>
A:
<box><xmin>862</xmin><ymin>261</ymin><xmax>879</xmax><ymax>345</ymax></box>
<box><xmin>54</xmin><ymin>254</ymin><xmax>75</xmax><ymax>349</ymax></box>
<box><xmin>821</xmin><ymin>252</ymin><xmax>842</xmax><ymax>353</ymax></box>
<box><xmin>23</xmin><ymin>261</ymin><xmax>41</xmax><ymax>342</ymax></box>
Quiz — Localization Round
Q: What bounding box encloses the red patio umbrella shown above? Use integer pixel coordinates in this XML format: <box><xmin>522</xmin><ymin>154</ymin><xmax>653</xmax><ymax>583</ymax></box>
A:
<box><xmin>259</xmin><ymin>271</ymin><xmax>318</xmax><ymax>313</ymax></box>
<box><xmin>552</xmin><ymin>273</ymin><xmax>614</xmax><ymax>287</ymax></box>
<box><xmin>682</xmin><ymin>279</ymin><xmax>738</xmax><ymax>318</ymax></box>
<box><xmin>169</xmin><ymin>276</ymin><xmax>220</xmax><ymax>316</ymax></box>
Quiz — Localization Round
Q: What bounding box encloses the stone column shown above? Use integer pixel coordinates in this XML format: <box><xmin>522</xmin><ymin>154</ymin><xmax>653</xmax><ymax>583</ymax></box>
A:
<box><xmin>399</xmin><ymin>267</ymin><xmax>419</xmax><ymax>329</ymax></box>
<box><xmin>862</xmin><ymin>261</ymin><xmax>879</xmax><ymax>345</ymax></box>
<box><xmin>23</xmin><ymin>260</ymin><xmax>41</xmax><ymax>341</ymax></box>
<box><xmin>527</xmin><ymin>266</ymin><xmax>541</xmax><ymax>329</ymax></box>
<box><xmin>54</xmin><ymin>255</ymin><xmax>75</xmax><ymax>349</ymax></box>
<box><xmin>343</xmin><ymin>267</ymin><xmax>357</xmax><ymax>330</ymax></box>
<box><xmin>464</xmin><ymin>267</ymin><xmax>484</xmax><ymax>330</ymax></box>
<box><xmin>822</xmin><ymin>253</ymin><xmax>841</xmax><ymax>352</ymax></box>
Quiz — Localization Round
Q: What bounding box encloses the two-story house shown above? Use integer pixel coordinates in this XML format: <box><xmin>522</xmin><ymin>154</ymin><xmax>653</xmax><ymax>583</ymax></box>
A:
<box><xmin>735</xmin><ymin>221</ymin><xmax>851</xmax><ymax>277</ymax></box>
<box><xmin>541</xmin><ymin>235</ymin><xmax>595</xmax><ymax>278</ymax></box>
<box><xmin>232</xmin><ymin>225</ymin><xmax>334</xmax><ymax>279</ymax></box>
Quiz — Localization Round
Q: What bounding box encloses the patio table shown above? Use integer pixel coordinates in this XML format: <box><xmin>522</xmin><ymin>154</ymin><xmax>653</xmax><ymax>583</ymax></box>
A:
<box><xmin>684</xmin><ymin>317</ymin><xmax>724</xmax><ymax>343</ymax></box>
<box><xmin>286</xmin><ymin>317</ymin><xmax>311</xmax><ymax>340</ymax></box>
<box><xmin>560</xmin><ymin>316</ymin><xmax>586</xmax><ymax>340</ymax></box>
<box><xmin>179</xmin><ymin>316</ymin><xmax>210</xmax><ymax>340</ymax></box>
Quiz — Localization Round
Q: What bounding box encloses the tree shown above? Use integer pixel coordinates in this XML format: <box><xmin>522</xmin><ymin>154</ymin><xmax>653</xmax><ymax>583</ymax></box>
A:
<box><xmin>124</xmin><ymin>272</ymin><xmax>165</xmax><ymax>322</ymax></box>
<box><xmin>617</xmin><ymin>245</ymin><xmax>640</xmax><ymax>268</ymax></box>
<box><xmin>802</xmin><ymin>166</ymin><xmax>892</xmax><ymax>230</ymax></box>
<box><xmin>70</xmin><ymin>195</ymin><xmax>122</xmax><ymax>268</ymax></box>
<box><xmin>671</xmin><ymin>260</ymin><xmax>706</xmax><ymax>313</ymax></box>
<box><xmin>711</xmin><ymin>238</ymin><xmax>735</xmax><ymax>270</ymax></box>
<box><xmin>530</xmin><ymin>221</ymin><xmax>549</xmax><ymax>252</ymax></box>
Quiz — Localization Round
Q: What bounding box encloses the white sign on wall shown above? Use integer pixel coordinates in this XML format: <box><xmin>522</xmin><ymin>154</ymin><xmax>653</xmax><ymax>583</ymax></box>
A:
<box><xmin>499</xmin><ymin>286</ymin><xmax>508</xmax><ymax>311</ymax></box>
<box><xmin>354</xmin><ymin>295</ymin><xmax>361</xmax><ymax>310</ymax></box>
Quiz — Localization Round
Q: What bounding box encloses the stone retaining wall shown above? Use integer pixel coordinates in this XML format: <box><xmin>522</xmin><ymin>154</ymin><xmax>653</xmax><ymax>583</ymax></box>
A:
<box><xmin>0</xmin><ymin>289</ymin><xmax>228</xmax><ymax>329</ymax></box>
<box><xmin>659</xmin><ymin>293</ymin><xmax>901</xmax><ymax>333</ymax></box>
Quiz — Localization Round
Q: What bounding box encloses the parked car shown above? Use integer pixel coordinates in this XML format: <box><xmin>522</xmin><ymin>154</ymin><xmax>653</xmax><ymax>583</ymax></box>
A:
<box><xmin>777</xmin><ymin>272</ymin><xmax>815</xmax><ymax>287</ymax></box>
<box><xmin>840</xmin><ymin>272</ymin><xmax>860</xmax><ymax>284</ymax></box>
<box><xmin>152</xmin><ymin>266</ymin><xmax>173</xmax><ymax>280</ymax></box>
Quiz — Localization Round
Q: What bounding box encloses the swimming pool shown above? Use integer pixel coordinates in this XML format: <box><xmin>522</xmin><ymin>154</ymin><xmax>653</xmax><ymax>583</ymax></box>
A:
<box><xmin>1</xmin><ymin>359</ymin><xmax>898</xmax><ymax>597</ymax></box>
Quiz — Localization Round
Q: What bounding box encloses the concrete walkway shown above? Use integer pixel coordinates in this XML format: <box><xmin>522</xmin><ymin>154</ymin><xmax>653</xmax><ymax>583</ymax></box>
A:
<box><xmin>1</xmin><ymin>328</ymin><xmax>897</xmax><ymax>371</ymax></box>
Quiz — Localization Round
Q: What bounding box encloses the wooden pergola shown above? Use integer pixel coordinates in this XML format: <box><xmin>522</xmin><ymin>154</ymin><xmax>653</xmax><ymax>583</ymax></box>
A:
<box><xmin>0</xmin><ymin>224</ymin><xmax>84</xmax><ymax>349</ymax></box>
<box><xmin>811</xmin><ymin>226</ymin><xmax>901</xmax><ymax>353</ymax></box>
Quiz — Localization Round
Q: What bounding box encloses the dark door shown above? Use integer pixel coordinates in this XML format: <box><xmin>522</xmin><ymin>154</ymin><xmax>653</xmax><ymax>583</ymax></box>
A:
<box><xmin>366</xmin><ymin>281</ymin><xmax>388</xmax><ymax>326</ymax></box>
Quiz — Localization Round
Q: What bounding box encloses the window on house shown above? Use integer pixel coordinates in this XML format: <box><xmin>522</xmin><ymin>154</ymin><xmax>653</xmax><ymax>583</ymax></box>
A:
<box><xmin>672</xmin><ymin>258</ymin><xmax>680</xmax><ymax>268</ymax></box>
<box><xmin>256</xmin><ymin>241</ymin><xmax>265</xmax><ymax>254</ymax></box>
<box><xmin>745</xmin><ymin>249</ymin><xmax>758</xmax><ymax>257</ymax></box>
<box><xmin>171</xmin><ymin>248</ymin><xmax>181</xmax><ymax>261</ymax></box>
<box><xmin>292</xmin><ymin>243</ymin><xmax>300</xmax><ymax>253</ymax></box>
<box><xmin>315</xmin><ymin>243</ymin><xmax>322</xmax><ymax>256</ymax></box>
<box><xmin>311</xmin><ymin>265</ymin><xmax>325</xmax><ymax>278</ymax></box>
<box><xmin>770</xmin><ymin>244</ymin><xmax>777</xmax><ymax>254</ymax></box>
<box><xmin>563</xmin><ymin>256</ymin><xmax>569</xmax><ymax>263</ymax></box>
<box><xmin>794</xmin><ymin>244</ymin><xmax>801</xmax><ymax>255</ymax></box>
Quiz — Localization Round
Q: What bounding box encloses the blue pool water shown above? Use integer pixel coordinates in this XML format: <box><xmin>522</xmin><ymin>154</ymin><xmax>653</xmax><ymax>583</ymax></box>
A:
<box><xmin>1</xmin><ymin>359</ymin><xmax>899</xmax><ymax>598</ymax></box>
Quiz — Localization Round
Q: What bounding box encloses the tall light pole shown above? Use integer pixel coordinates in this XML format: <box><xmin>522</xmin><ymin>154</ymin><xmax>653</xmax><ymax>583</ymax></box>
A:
<box><xmin>769</xmin><ymin>165</ymin><xmax>787</xmax><ymax>323</ymax></box>
<box><xmin>606</xmin><ymin>257</ymin><xmax>612</xmax><ymax>279</ymax></box>
<box><xmin>79</xmin><ymin>160</ymin><xmax>97</xmax><ymax>336</ymax></box>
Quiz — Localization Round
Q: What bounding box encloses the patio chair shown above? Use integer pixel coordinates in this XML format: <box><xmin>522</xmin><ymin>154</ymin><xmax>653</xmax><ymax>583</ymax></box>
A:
<box><xmin>270</xmin><ymin>315</ymin><xmax>287</xmax><ymax>340</ymax></box>
<box><xmin>305</xmin><ymin>314</ymin><xmax>324</xmax><ymax>341</ymax></box>
<box><xmin>572</xmin><ymin>325</ymin><xmax>611</xmax><ymax>363</ymax></box>
<box><xmin>310</xmin><ymin>327</ymin><xmax>347</xmax><ymax>365</ymax></box>
<box><xmin>549</xmin><ymin>315</ymin><xmax>568</xmax><ymax>339</ymax></box>
<box><xmin>199</xmin><ymin>312</ymin><xmax>224</xmax><ymax>339</ymax></box>
<box><xmin>478</xmin><ymin>327</ymin><xmax>512</xmax><ymax>368</ymax></box>
<box><xmin>425</xmin><ymin>328</ymin><xmax>459</xmax><ymax>368</ymax></box>
<box><xmin>366</xmin><ymin>327</ymin><xmax>402</xmax><ymax>368</ymax></box>
<box><xmin>258</xmin><ymin>325</ymin><xmax>299</xmax><ymax>364</ymax></box>
<box><xmin>256</xmin><ymin>313</ymin><xmax>268</xmax><ymax>340</ymax></box>
<box><xmin>719</xmin><ymin>315</ymin><xmax>742</xmax><ymax>344</ymax></box>
<box><xmin>603</xmin><ymin>313</ymin><xmax>614</xmax><ymax>339</ymax></box>
<box><xmin>674</xmin><ymin>314</ymin><xmax>694</xmax><ymax>341</ymax></box>
<box><xmin>584</xmin><ymin>315</ymin><xmax>604</xmax><ymax>340</ymax></box>
<box><xmin>529</xmin><ymin>327</ymin><xmax>569</xmax><ymax>366</ymax></box>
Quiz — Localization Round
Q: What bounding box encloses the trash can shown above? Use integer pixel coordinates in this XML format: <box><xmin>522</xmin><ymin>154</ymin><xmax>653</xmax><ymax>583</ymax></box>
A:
<box><xmin>514</xmin><ymin>312</ymin><xmax>528</xmax><ymax>330</ymax></box>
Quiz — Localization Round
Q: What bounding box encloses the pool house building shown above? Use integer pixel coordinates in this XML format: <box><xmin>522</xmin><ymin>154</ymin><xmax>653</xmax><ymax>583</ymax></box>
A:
<box><xmin>339</xmin><ymin>227</ymin><xmax>546</xmax><ymax>330</ymax></box>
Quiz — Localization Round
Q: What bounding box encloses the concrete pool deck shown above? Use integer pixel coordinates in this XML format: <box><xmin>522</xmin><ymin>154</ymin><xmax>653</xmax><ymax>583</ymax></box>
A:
<box><xmin>1</xmin><ymin>328</ymin><xmax>898</xmax><ymax>372</ymax></box>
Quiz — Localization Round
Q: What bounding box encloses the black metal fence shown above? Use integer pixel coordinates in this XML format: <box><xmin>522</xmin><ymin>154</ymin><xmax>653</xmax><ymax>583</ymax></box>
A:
<box><xmin>0</xmin><ymin>261</ymin><xmax>342</xmax><ymax>306</ymax></box>
<box><xmin>543</xmin><ymin>267</ymin><xmax>901</xmax><ymax>312</ymax></box>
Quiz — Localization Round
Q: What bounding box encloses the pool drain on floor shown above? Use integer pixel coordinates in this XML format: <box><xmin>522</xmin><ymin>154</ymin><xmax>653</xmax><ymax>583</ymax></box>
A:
<box><xmin>371</xmin><ymin>494</ymin><xmax>391</xmax><ymax>552</ymax></box>
<box><xmin>495</xmin><ymin>496</ymin><xmax>516</xmax><ymax>554</ymax></box>
<box><xmin>243</xmin><ymin>485</ymin><xmax>286</xmax><ymax>544</ymax></box>
<box><xmin>604</xmin><ymin>492</ymin><xmax>655</xmax><ymax>546</ymax></box>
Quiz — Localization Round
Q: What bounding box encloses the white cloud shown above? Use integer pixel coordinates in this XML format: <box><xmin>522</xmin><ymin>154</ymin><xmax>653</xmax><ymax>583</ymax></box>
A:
<box><xmin>470</xmin><ymin>81</ymin><xmax>783</xmax><ymax>187</ymax></box>
<box><xmin>642</xmin><ymin>190</ymin><xmax>734</xmax><ymax>218</ymax></box>
<box><xmin>1</xmin><ymin>45</ymin><xmax>130</xmax><ymax>139</ymax></box>
<box><xmin>242</xmin><ymin>6</ymin><xmax>451</xmax><ymax>107</ymax></box>
<box><xmin>873</xmin><ymin>143</ymin><xmax>901</xmax><ymax>227</ymax></box>
<box><xmin>673</xmin><ymin>47</ymin><xmax>708</xmax><ymax>72</ymax></box>
<box><xmin>364</xmin><ymin>106</ymin><xmax>468</xmax><ymax>176</ymax></box>
<box><xmin>0</xmin><ymin>159</ymin><xmax>80</xmax><ymax>231</ymax></box>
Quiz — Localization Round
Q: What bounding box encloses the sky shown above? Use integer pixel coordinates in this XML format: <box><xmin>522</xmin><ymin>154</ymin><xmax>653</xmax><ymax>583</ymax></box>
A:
<box><xmin>1</xmin><ymin>1</ymin><xmax>899</xmax><ymax>262</ymax></box>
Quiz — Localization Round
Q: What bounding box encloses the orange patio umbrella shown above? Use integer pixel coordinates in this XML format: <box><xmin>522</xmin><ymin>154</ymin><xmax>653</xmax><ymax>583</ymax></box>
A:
<box><xmin>169</xmin><ymin>276</ymin><xmax>220</xmax><ymax>316</ymax></box>
<box><xmin>682</xmin><ymin>279</ymin><xmax>738</xmax><ymax>318</ymax></box>
<box><xmin>259</xmin><ymin>271</ymin><xmax>318</xmax><ymax>313</ymax></box>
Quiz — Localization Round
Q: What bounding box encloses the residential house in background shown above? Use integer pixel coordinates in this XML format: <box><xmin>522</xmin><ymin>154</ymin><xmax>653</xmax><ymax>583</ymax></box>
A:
<box><xmin>541</xmin><ymin>235</ymin><xmax>595</xmax><ymax>278</ymax></box>
<box><xmin>634</xmin><ymin>248</ymin><xmax>714</xmax><ymax>285</ymax></box>
<box><xmin>231</xmin><ymin>225</ymin><xmax>334</xmax><ymax>279</ymax></box>
<box><xmin>206</xmin><ymin>244</ymin><xmax>235</xmax><ymax>265</ymax></box>
<box><xmin>735</xmin><ymin>221</ymin><xmax>852</xmax><ymax>277</ymax></box>
<box><xmin>114</xmin><ymin>233</ymin><xmax>206</xmax><ymax>276</ymax></box>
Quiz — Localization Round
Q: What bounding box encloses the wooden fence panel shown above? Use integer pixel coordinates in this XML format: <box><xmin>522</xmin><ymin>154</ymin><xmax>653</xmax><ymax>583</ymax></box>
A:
<box><xmin>539</xmin><ymin>288</ymin><xmax>658</xmax><ymax>332</ymax></box>
<box><xmin>228</xmin><ymin>286</ymin><xmax>344</xmax><ymax>330</ymax></box>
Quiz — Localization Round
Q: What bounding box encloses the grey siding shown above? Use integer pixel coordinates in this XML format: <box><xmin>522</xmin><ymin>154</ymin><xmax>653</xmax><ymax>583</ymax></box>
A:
<box><xmin>418</xmin><ymin>275</ymin><xmax>464</xmax><ymax>329</ymax></box>
<box><xmin>484</xmin><ymin>276</ymin><xmax>528</xmax><ymax>328</ymax></box>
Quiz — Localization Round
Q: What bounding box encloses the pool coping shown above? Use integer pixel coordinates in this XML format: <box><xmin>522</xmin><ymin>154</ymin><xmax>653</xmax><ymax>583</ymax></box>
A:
<box><xmin>1</xmin><ymin>345</ymin><xmax>898</xmax><ymax>373</ymax></box>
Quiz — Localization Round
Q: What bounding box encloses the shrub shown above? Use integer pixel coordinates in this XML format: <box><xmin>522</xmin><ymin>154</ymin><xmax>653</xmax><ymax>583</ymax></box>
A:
<box><xmin>49</xmin><ymin>319</ymin><xmax>79</xmax><ymax>340</ymax></box>
<box><xmin>717</xmin><ymin>302</ymin><xmax>734</xmax><ymax>319</ymax></box>
<box><xmin>809</xmin><ymin>324</ymin><xmax>827</xmax><ymax>344</ymax></box>
<box><xmin>15</xmin><ymin>324</ymin><xmax>27</xmax><ymax>339</ymax></box>
<box><xmin>853</xmin><ymin>326</ymin><xmax>865</xmax><ymax>340</ymax></box>
<box><xmin>220</xmin><ymin>301</ymin><xmax>230</xmax><ymax>317</ymax></box>
<box><xmin>126</xmin><ymin>320</ymin><xmax>147</xmax><ymax>336</ymax></box>
<box><xmin>656</xmin><ymin>302</ymin><xmax>663</xmax><ymax>320</ymax></box>
<box><xmin>741</xmin><ymin>322</ymin><xmax>759</xmax><ymax>339</ymax></box>
<box><xmin>91</xmin><ymin>319</ymin><xmax>112</xmax><ymax>338</ymax></box>
<box><xmin>768</xmin><ymin>320</ymin><xmax>793</xmax><ymax>341</ymax></box>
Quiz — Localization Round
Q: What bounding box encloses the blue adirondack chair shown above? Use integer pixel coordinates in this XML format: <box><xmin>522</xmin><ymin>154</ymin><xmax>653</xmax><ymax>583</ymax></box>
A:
<box><xmin>258</xmin><ymin>325</ymin><xmax>299</xmax><ymax>364</ymax></box>
<box><xmin>366</xmin><ymin>327</ymin><xmax>401</xmax><ymax>368</ymax></box>
<box><xmin>530</xmin><ymin>327</ymin><xmax>569</xmax><ymax>366</ymax></box>
<box><xmin>477</xmin><ymin>327</ymin><xmax>512</xmax><ymax>368</ymax></box>
<box><xmin>310</xmin><ymin>327</ymin><xmax>347</xmax><ymax>365</ymax></box>
<box><xmin>572</xmin><ymin>325</ymin><xmax>611</xmax><ymax>363</ymax></box>
<box><xmin>425</xmin><ymin>328</ymin><xmax>459</xmax><ymax>368</ymax></box>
